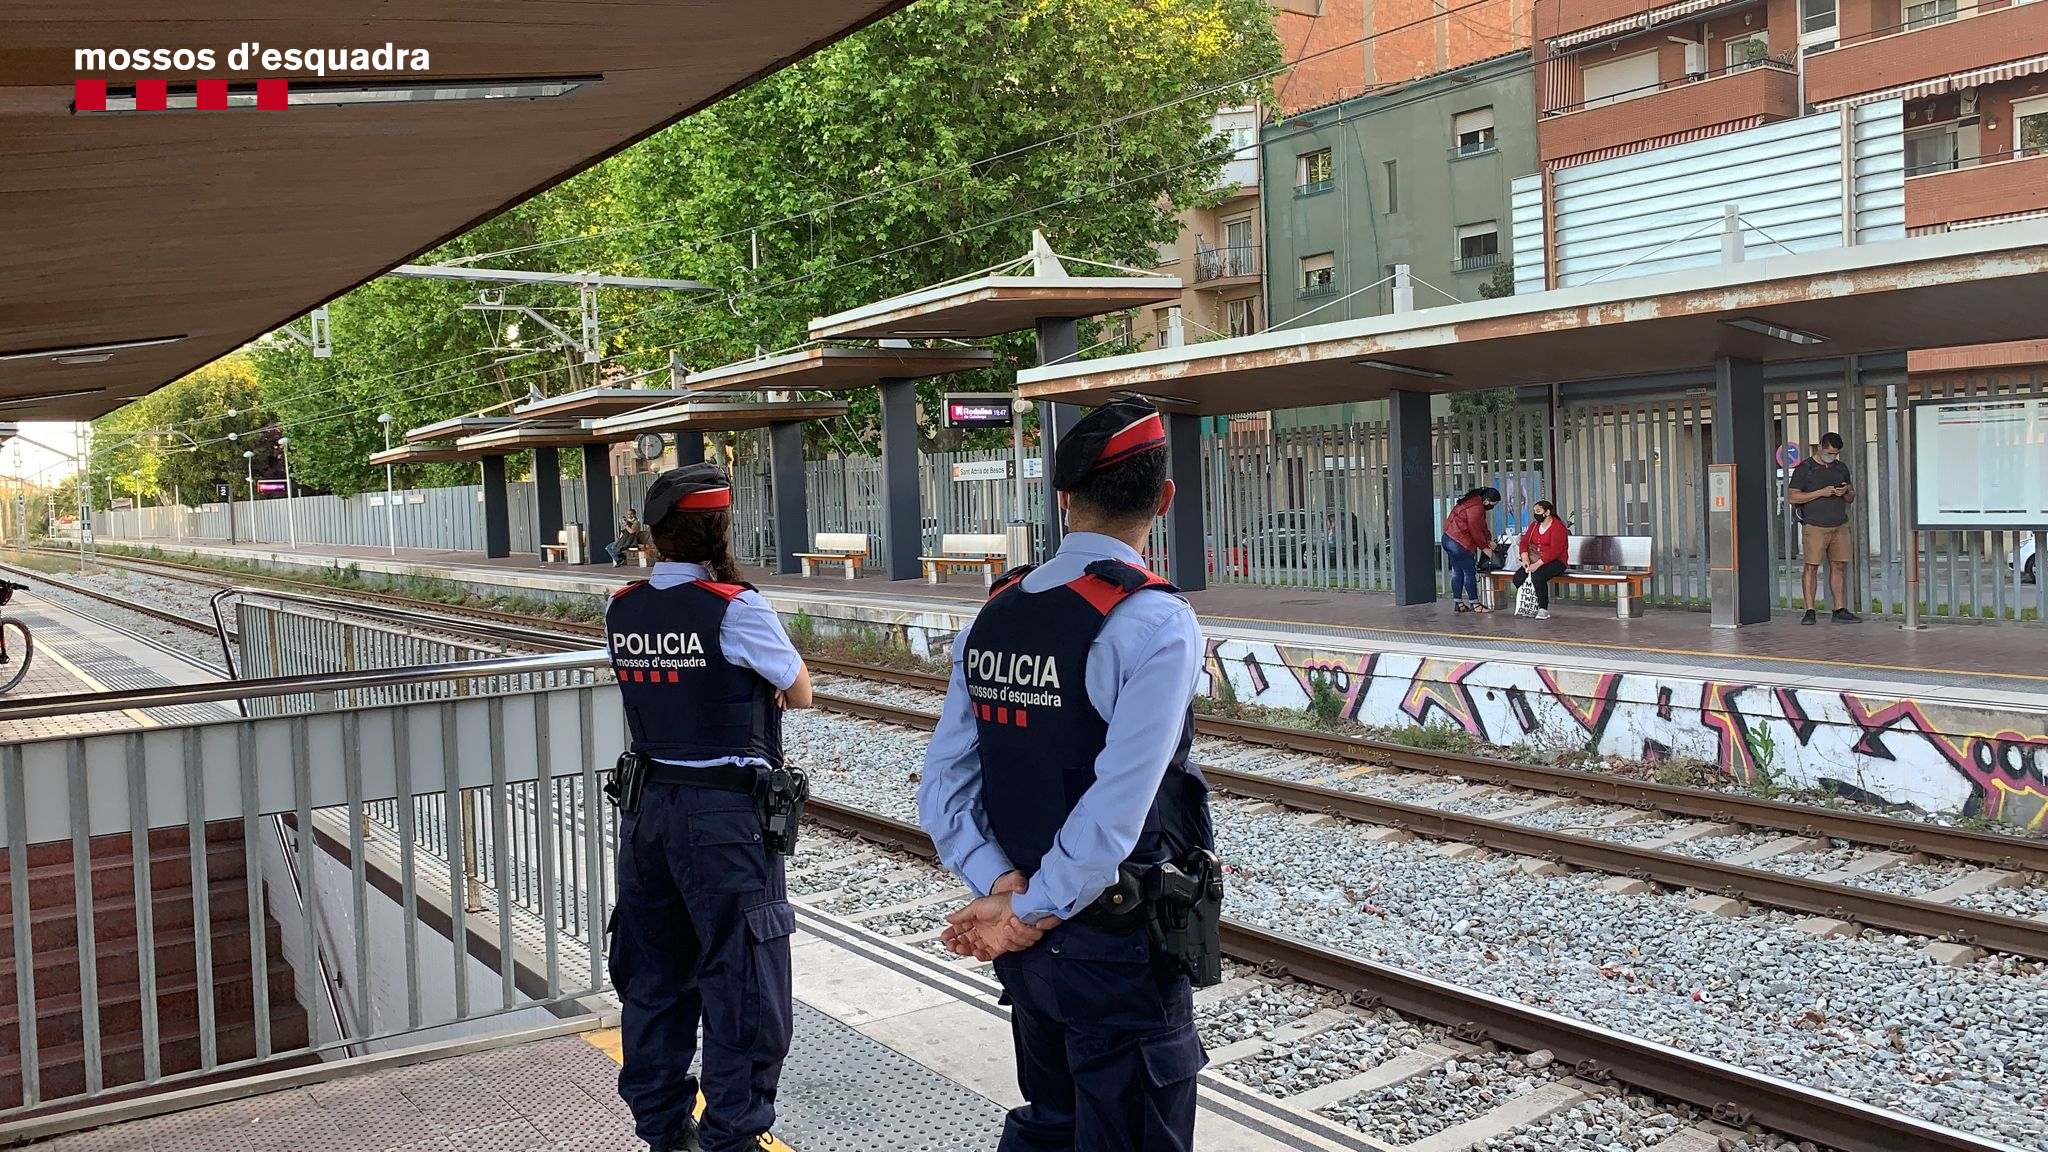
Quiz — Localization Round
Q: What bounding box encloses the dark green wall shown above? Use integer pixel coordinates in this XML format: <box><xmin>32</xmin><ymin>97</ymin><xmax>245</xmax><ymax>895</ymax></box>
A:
<box><xmin>1261</xmin><ymin>52</ymin><xmax>1536</xmax><ymax>429</ymax></box>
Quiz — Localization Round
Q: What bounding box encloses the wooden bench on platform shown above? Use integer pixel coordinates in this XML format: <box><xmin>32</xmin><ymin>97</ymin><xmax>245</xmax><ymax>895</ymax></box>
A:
<box><xmin>1483</xmin><ymin>534</ymin><xmax>1654</xmax><ymax>618</ymax></box>
<box><xmin>920</xmin><ymin>533</ymin><xmax>1011</xmax><ymax>588</ymax></box>
<box><xmin>795</xmin><ymin>532</ymin><xmax>870</xmax><ymax>579</ymax></box>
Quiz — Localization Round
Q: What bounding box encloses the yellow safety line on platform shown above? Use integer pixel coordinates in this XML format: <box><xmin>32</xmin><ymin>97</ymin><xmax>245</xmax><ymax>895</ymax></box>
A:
<box><xmin>1195</xmin><ymin>611</ymin><xmax>2048</xmax><ymax>685</ymax></box>
<box><xmin>584</xmin><ymin>1029</ymin><xmax>795</xmax><ymax>1152</ymax></box>
<box><xmin>33</xmin><ymin>635</ymin><xmax>160</xmax><ymax>729</ymax></box>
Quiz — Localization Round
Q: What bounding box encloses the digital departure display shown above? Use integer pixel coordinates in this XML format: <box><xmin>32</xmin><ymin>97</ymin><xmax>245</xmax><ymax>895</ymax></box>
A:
<box><xmin>944</xmin><ymin>393</ymin><xmax>1015</xmax><ymax>428</ymax></box>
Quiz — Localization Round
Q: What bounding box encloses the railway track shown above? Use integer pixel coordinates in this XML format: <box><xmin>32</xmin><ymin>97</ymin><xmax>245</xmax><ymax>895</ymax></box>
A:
<box><xmin>801</xmin><ymin>795</ymin><xmax>2012</xmax><ymax>1152</ymax></box>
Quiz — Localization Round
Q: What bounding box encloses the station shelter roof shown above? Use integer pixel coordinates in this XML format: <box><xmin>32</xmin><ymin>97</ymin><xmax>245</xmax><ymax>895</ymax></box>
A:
<box><xmin>683</xmin><ymin>345</ymin><xmax>993</xmax><ymax>394</ymax></box>
<box><xmin>402</xmin><ymin>415</ymin><xmax>524</xmax><ymax>445</ymax></box>
<box><xmin>454</xmin><ymin>421</ymin><xmax>604</xmax><ymax>452</ymax></box>
<box><xmin>0</xmin><ymin>2</ymin><xmax>912</xmax><ymax>422</ymax></box>
<box><xmin>367</xmin><ymin>443</ymin><xmax>480</xmax><ymax>467</ymax></box>
<box><xmin>1015</xmin><ymin>222</ymin><xmax>2048</xmax><ymax>416</ymax></box>
<box><xmin>512</xmin><ymin>386</ymin><xmax>693</xmax><ymax>420</ymax></box>
<box><xmin>808</xmin><ymin>231</ymin><xmax>1181</xmax><ymax>341</ymax></box>
<box><xmin>587</xmin><ymin>398</ymin><xmax>850</xmax><ymax>437</ymax></box>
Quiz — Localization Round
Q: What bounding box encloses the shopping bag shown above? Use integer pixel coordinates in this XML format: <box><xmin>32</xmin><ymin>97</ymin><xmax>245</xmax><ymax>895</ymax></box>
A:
<box><xmin>1513</xmin><ymin>579</ymin><xmax>1539</xmax><ymax>617</ymax></box>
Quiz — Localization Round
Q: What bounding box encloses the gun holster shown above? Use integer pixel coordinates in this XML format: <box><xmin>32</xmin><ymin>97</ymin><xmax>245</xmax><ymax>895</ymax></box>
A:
<box><xmin>605</xmin><ymin>752</ymin><xmax>649</xmax><ymax>815</ymax></box>
<box><xmin>1143</xmin><ymin>850</ymin><xmax>1225</xmax><ymax>988</ymax></box>
<box><xmin>757</xmin><ymin>765</ymin><xmax>808</xmax><ymax>857</ymax></box>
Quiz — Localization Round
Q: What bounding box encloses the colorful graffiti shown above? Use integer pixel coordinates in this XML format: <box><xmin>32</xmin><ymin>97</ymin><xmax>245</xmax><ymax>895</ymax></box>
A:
<box><xmin>1199</xmin><ymin>638</ymin><xmax>2048</xmax><ymax>830</ymax></box>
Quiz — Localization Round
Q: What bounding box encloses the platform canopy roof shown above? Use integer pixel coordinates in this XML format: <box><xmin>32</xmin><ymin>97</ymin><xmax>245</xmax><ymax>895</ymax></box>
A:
<box><xmin>513</xmin><ymin>386</ymin><xmax>693</xmax><ymax>420</ymax></box>
<box><xmin>402</xmin><ymin>415</ymin><xmax>524</xmax><ymax>445</ymax></box>
<box><xmin>368</xmin><ymin>443</ymin><xmax>479</xmax><ymax>466</ymax></box>
<box><xmin>1018</xmin><ymin>222</ymin><xmax>2048</xmax><ymax>416</ymax></box>
<box><xmin>454</xmin><ymin>421</ymin><xmax>603</xmax><ymax>451</ymax></box>
<box><xmin>588</xmin><ymin>398</ymin><xmax>850</xmax><ymax>437</ymax></box>
<box><xmin>0</xmin><ymin>1</ymin><xmax>912</xmax><ymax>421</ymax></box>
<box><xmin>808</xmin><ymin>231</ymin><xmax>1182</xmax><ymax>341</ymax></box>
<box><xmin>683</xmin><ymin>344</ymin><xmax>993</xmax><ymax>394</ymax></box>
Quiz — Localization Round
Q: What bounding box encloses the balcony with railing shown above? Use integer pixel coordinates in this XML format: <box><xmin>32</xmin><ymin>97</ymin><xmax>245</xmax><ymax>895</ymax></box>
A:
<box><xmin>1193</xmin><ymin>244</ymin><xmax>1261</xmax><ymax>287</ymax></box>
<box><xmin>1804</xmin><ymin>0</ymin><xmax>2048</xmax><ymax>108</ymax></box>
<box><xmin>1905</xmin><ymin>146</ymin><xmax>2048</xmax><ymax>230</ymax></box>
<box><xmin>1539</xmin><ymin>55</ymin><xmax>1800</xmax><ymax>164</ymax></box>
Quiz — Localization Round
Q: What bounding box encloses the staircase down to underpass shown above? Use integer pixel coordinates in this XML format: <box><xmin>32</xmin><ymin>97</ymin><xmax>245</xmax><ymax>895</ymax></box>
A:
<box><xmin>0</xmin><ymin>821</ymin><xmax>312</xmax><ymax>1111</ymax></box>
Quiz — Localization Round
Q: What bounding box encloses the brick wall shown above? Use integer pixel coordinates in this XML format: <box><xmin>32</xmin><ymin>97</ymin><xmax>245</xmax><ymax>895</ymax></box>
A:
<box><xmin>1905</xmin><ymin>151</ymin><xmax>2048</xmax><ymax>227</ymax></box>
<box><xmin>1805</xmin><ymin>2</ymin><xmax>2048</xmax><ymax>107</ymax></box>
<box><xmin>1539</xmin><ymin>62</ymin><xmax>1799</xmax><ymax>164</ymax></box>
<box><xmin>1273</xmin><ymin>0</ymin><xmax>1529</xmax><ymax>116</ymax></box>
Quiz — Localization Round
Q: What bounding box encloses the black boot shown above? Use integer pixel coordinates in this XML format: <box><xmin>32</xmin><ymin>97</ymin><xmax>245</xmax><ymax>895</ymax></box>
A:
<box><xmin>650</xmin><ymin>1118</ymin><xmax>703</xmax><ymax>1152</ymax></box>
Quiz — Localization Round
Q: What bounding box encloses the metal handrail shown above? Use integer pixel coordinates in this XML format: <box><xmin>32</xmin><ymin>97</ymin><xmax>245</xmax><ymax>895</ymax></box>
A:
<box><xmin>0</xmin><ymin>647</ymin><xmax>609</xmax><ymax>723</ymax></box>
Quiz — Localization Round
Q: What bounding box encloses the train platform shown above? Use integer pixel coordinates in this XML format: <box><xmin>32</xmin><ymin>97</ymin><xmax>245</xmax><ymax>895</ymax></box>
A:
<box><xmin>0</xmin><ymin>590</ymin><xmax>234</xmax><ymax>741</ymax></box>
<box><xmin>91</xmin><ymin>536</ymin><xmax>2048</xmax><ymax>704</ymax></box>
<box><xmin>24</xmin><ymin>904</ymin><xmax>1324</xmax><ymax>1152</ymax></box>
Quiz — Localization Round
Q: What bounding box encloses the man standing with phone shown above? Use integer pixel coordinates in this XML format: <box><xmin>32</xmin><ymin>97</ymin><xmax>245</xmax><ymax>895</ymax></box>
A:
<box><xmin>1788</xmin><ymin>431</ymin><xmax>1861</xmax><ymax>625</ymax></box>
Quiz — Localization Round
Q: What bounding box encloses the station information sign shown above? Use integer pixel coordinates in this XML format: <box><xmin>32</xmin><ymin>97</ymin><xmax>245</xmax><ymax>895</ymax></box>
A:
<box><xmin>943</xmin><ymin>393</ymin><xmax>1015</xmax><ymax>429</ymax></box>
<box><xmin>1911</xmin><ymin>397</ymin><xmax>2048</xmax><ymax>530</ymax></box>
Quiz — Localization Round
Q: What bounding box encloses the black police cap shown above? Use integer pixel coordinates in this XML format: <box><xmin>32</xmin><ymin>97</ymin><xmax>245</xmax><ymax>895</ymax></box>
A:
<box><xmin>1053</xmin><ymin>398</ymin><xmax>1168</xmax><ymax>491</ymax></box>
<box><xmin>642</xmin><ymin>461</ymin><xmax>733</xmax><ymax>525</ymax></box>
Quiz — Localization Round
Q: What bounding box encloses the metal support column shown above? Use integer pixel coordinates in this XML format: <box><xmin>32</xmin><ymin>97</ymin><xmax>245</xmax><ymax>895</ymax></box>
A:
<box><xmin>1164</xmin><ymin>411</ymin><xmax>1207</xmax><ymax>591</ymax></box>
<box><xmin>879</xmin><ymin>377</ymin><xmax>922</xmax><ymax>579</ymax></box>
<box><xmin>674</xmin><ymin>432</ymin><xmax>705</xmax><ymax>467</ymax></box>
<box><xmin>532</xmin><ymin>447</ymin><xmax>564</xmax><ymax>555</ymax></box>
<box><xmin>1711</xmin><ymin>356</ymin><xmax>1771</xmax><ymax>625</ymax></box>
<box><xmin>768</xmin><ymin>421</ymin><xmax>808</xmax><ymax>576</ymax></box>
<box><xmin>1388</xmin><ymin>388</ymin><xmax>1437</xmax><ymax>606</ymax></box>
<box><xmin>480</xmin><ymin>455</ymin><xmax>512</xmax><ymax>559</ymax></box>
<box><xmin>1035</xmin><ymin>317</ymin><xmax>1081</xmax><ymax>555</ymax></box>
<box><xmin>581</xmin><ymin>442</ymin><xmax>615</xmax><ymax>565</ymax></box>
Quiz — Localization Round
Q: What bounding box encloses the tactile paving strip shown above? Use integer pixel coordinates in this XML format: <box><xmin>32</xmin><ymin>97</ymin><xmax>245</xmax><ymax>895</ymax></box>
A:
<box><xmin>776</xmin><ymin>1002</ymin><xmax>1007</xmax><ymax>1151</ymax></box>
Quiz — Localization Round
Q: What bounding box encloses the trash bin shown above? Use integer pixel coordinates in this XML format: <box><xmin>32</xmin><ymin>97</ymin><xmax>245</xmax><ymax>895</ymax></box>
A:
<box><xmin>562</xmin><ymin>523</ymin><xmax>587</xmax><ymax>565</ymax></box>
<box><xmin>1006</xmin><ymin>521</ymin><xmax>1033</xmax><ymax>568</ymax></box>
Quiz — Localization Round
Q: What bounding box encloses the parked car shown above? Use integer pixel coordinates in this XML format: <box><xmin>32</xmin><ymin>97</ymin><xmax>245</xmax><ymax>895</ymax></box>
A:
<box><xmin>2016</xmin><ymin>534</ymin><xmax>2039</xmax><ymax>584</ymax></box>
<box><xmin>1251</xmin><ymin>510</ymin><xmax>1361</xmax><ymax>569</ymax></box>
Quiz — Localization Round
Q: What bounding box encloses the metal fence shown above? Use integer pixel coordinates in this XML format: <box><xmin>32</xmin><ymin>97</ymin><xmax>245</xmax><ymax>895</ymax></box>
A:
<box><xmin>0</xmin><ymin>653</ymin><xmax>620</xmax><ymax>1120</ymax></box>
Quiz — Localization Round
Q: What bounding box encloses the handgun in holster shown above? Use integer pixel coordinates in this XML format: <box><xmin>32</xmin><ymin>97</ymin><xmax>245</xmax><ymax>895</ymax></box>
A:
<box><xmin>757</xmin><ymin>765</ymin><xmax>809</xmax><ymax>856</ymax></box>
<box><xmin>1144</xmin><ymin>850</ymin><xmax>1226</xmax><ymax>988</ymax></box>
<box><xmin>605</xmin><ymin>752</ymin><xmax>650</xmax><ymax>815</ymax></box>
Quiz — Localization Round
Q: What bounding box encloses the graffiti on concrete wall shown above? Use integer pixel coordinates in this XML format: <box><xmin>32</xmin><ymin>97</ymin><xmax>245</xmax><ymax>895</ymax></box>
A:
<box><xmin>1200</xmin><ymin>638</ymin><xmax>2048</xmax><ymax>830</ymax></box>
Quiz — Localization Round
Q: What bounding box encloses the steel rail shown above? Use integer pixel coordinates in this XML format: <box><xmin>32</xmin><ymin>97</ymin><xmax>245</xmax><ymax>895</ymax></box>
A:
<box><xmin>0</xmin><ymin>559</ymin><xmax>225</xmax><ymax>638</ymax></box>
<box><xmin>806</xmin><ymin>691</ymin><xmax>2048</xmax><ymax>960</ymax></box>
<box><xmin>801</xmin><ymin>796</ymin><xmax>2018</xmax><ymax>1152</ymax></box>
<box><xmin>801</xmin><ymin>654</ymin><xmax>2048</xmax><ymax>874</ymax></box>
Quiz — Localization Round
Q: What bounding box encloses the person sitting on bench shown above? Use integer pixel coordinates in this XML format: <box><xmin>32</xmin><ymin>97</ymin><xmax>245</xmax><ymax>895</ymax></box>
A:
<box><xmin>608</xmin><ymin>509</ymin><xmax>648</xmax><ymax>567</ymax></box>
<box><xmin>1511</xmin><ymin>500</ymin><xmax>1569</xmax><ymax>620</ymax></box>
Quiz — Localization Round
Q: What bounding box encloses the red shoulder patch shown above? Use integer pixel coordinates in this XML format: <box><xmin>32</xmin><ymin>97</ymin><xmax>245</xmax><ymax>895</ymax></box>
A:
<box><xmin>1066</xmin><ymin>573</ymin><xmax>1128</xmax><ymax>616</ymax></box>
<box><xmin>609</xmin><ymin>580</ymin><xmax>647</xmax><ymax>600</ymax></box>
<box><xmin>694</xmin><ymin>580</ymin><xmax>749</xmax><ymax>602</ymax></box>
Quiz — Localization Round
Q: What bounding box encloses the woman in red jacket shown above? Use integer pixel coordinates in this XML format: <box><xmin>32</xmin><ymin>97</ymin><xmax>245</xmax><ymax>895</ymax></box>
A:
<box><xmin>1440</xmin><ymin>487</ymin><xmax>1500</xmax><ymax>612</ymax></box>
<box><xmin>1512</xmin><ymin>500</ymin><xmax>1569</xmax><ymax>619</ymax></box>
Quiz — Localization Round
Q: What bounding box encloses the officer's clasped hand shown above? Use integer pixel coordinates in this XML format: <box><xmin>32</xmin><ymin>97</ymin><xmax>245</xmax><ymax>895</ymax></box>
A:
<box><xmin>940</xmin><ymin>871</ymin><xmax>1057</xmax><ymax>961</ymax></box>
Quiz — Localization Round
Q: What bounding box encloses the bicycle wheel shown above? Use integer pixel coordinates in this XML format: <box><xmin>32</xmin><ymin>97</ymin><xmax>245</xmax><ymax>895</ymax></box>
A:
<box><xmin>0</xmin><ymin>619</ymin><xmax>32</xmax><ymax>695</ymax></box>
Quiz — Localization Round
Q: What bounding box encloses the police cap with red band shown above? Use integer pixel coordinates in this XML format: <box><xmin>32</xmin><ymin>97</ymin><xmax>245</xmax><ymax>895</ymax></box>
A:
<box><xmin>1053</xmin><ymin>398</ymin><xmax>1168</xmax><ymax>491</ymax></box>
<box><xmin>642</xmin><ymin>461</ymin><xmax>734</xmax><ymax>524</ymax></box>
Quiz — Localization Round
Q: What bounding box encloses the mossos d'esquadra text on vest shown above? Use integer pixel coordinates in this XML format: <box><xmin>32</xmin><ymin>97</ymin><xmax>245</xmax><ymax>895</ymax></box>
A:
<box><xmin>965</xmin><ymin>645</ymin><xmax>1066</xmax><ymax>709</ymax></box>
<box><xmin>610</xmin><ymin>629</ymin><xmax>710</xmax><ymax>670</ymax></box>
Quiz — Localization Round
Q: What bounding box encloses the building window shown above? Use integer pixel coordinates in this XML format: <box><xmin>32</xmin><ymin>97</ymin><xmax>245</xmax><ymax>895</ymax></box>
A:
<box><xmin>1452</xmin><ymin>107</ymin><xmax>1496</xmax><ymax>156</ymax></box>
<box><xmin>1725</xmin><ymin>33</ymin><xmax>1771</xmax><ymax>71</ymax></box>
<box><xmin>1225</xmin><ymin>297</ymin><xmax>1257</xmax><ymax>338</ymax></box>
<box><xmin>1454</xmin><ymin>222</ymin><xmax>1500</xmax><ymax>272</ymax></box>
<box><xmin>1384</xmin><ymin>160</ymin><xmax>1398</xmax><ymax>213</ymax></box>
<box><xmin>2017</xmin><ymin>96</ymin><xmax>2048</xmax><ymax>159</ymax></box>
<box><xmin>1800</xmin><ymin>0</ymin><xmax>1837</xmax><ymax>39</ymax></box>
<box><xmin>1581</xmin><ymin>51</ymin><xmax>1659</xmax><ymax>109</ymax></box>
<box><xmin>1151</xmin><ymin>306</ymin><xmax>1177</xmax><ymax>348</ymax></box>
<box><xmin>1904</xmin><ymin>124</ymin><xmax>1959</xmax><ymax>175</ymax></box>
<box><xmin>1299</xmin><ymin>252</ymin><xmax>1336</xmax><ymax>296</ymax></box>
<box><xmin>1903</xmin><ymin>0</ymin><xmax>1959</xmax><ymax>28</ymax></box>
<box><xmin>1108</xmin><ymin>311</ymin><xmax>1135</xmax><ymax>349</ymax></box>
<box><xmin>1296</xmin><ymin>149</ymin><xmax>1334</xmax><ymax>195</ymax></box>
<box><xmin>1153</xmin><ymin>237</ymin><xmax>1179</xmax><ymax>266</ymax></box>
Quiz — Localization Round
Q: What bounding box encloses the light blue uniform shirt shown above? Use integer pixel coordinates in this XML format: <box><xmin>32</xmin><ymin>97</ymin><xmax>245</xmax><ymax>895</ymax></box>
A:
<box><xmin>633</xmin><ymin>561</ymin><xmax>803</xmax><ymax>770</ymax></box>
<box><xmin>916</xmin><ymin>532</ymin><xmax>1203</xmax><ymax>924</ymax></box>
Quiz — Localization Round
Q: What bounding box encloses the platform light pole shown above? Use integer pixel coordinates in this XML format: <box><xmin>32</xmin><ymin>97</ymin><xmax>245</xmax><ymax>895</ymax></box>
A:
<box><xmin>226</xmin><ymin>431</ymin><xmax>240</xmax><ymax>544</ymax></box>
<box><xmin>1009</xmin><ymin>397</ymin><xmax>1034</xmax><ymax>567</ymax></box>
<box><xmin>278</xmin><ymin>435</ymin><xmax>298</xmax><ymax>550</ymax></box>
<box><xmin>242</xmin><ymin>449</ymin><xmax>256</xmax><ymax>527</ymax></box>
<box><xmin>377</xmin><ymin>412</ymin><xmax>397</xmax><ymax>555</ymax></box>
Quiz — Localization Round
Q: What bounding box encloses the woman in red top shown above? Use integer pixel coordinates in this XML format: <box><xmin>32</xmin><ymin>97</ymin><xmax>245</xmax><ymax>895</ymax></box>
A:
<box><xmin>1512</xmin><ymin>500</ymin><xmax>1569</xmax><ymax>619</ymax></box>
<box><xmin>1440</xmin><ymin>487</ymin><xmax>1500</xmax><ymax>612</ymax></box>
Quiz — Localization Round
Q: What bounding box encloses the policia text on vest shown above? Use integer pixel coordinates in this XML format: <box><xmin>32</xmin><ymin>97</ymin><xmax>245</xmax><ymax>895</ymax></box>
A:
<box><xmin>601</xmin><ymin>461</ymin><xmax>815</xmax><ymax>1152</ymax></box>
<box><xmin>917</xmin><ymin>399</ymin><xmax>1224</xmax><ymax>1152</ymax></box>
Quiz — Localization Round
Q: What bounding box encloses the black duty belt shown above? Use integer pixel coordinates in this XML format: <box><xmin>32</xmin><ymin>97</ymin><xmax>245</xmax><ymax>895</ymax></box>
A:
<box><xmin>641</xmin><ymin>760</ymin><xmax>758</xmax><ymax>794</ymax></box>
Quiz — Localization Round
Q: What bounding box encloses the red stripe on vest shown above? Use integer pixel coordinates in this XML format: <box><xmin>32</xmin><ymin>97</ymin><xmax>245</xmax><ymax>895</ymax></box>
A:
<box><xmin>1014</xmin><ymin>709</ymin><xmax>1027</xmax><ymax>728</ymax></box>
<box><xmin>695</xmin><ymin>580</ymin><xmax>747</xmax><ymax>602</ymax></box>
<box><xmin>611</xmin><ymin>580</ymin><xmax>647</xmax><ymax>600</ymax></box>
<box><xmin>1065</xmin><ymin>567</ymin><xmax>1169</xmax><ymax>616</ymax></box>
<box><xmin>666</xmin><ymin>670</ymin><xmax>680</xmax><ymax>683</ymax></box>
<box><xmin>996</xmin><ymin>706</ymin><xmax>1009</xmax><ymax>725</ymax></box>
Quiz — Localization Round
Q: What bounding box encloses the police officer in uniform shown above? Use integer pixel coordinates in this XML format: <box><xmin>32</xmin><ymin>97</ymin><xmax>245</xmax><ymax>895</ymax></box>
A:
<box><xmin>918</xmin><ymin>399</ymin><xmax>1220</xmax><ymax>1152</ymax></box>
<box><xmin>605</xmin><ymin>462</ymin><xmax>814</xmax><ymax>1152</ymax></box>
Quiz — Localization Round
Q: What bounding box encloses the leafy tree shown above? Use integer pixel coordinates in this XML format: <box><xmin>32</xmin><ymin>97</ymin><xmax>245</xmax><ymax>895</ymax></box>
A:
<box><xmin>1477</xmin><ymin>261</ymin><xmax>1515</xmax><ymax>300</ymax></box>
<box><xmin>239</xmin><ymin>0</ymin><xmax>1280</xmax><ymax>487</ymax></box>
<box><xmin>88</xmin><ymin>354</ymin><xmax>275</xmax><ymax>508</ymax></box>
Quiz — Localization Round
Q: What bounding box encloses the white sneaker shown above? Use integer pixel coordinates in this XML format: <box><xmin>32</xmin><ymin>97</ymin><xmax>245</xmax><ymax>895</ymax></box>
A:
<box><xmin>1534</xmin><ymin>609</ymin><xmax>1551</xmax><ymax>620</ymax></box>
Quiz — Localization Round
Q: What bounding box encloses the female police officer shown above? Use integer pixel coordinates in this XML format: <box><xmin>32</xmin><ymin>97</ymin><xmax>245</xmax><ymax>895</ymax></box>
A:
<box><xmin>917</xmin><ymin>399</ymin><xmax>1217</xmax><ymax>1152</ymax></box>
<box><xmin>605</xmin><ymin>461</ymin><xmax>813</xmax><ymax>1152</ymax></box>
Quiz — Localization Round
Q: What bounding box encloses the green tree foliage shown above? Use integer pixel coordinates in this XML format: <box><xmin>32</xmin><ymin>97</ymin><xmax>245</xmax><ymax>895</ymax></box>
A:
<box><xmin>88</xmin><ymin>354</ymin><xmax>276</xmax><ymax>506</ymax></box>
<box><xmin>220</xmin><ymin>0</ymin><xmax>1280</xmax><ymax>490</ymax></box>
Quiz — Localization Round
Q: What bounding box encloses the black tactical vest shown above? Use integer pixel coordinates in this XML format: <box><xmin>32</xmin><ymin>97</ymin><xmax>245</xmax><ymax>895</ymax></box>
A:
<box><xmin>606</xmin><ymin>580</ymin><xmax>783</xmax><ymax>766</ymax></box>
<box><xmin>963</xmin><ymin>559</ymin><xmax>1211</xmax><ymax>880</ymax></box>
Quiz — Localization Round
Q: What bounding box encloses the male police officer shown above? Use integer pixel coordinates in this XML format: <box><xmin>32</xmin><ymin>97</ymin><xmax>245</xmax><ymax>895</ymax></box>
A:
<box><xmin>917</xmin><ymin>399</ymin><xmax>1218</xmax><ymax>1152</ymax></box>
<box><xmin>606</xmin><ymin>462</ymin><xmax>814</xmax><ymax>1152</ymax></box>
